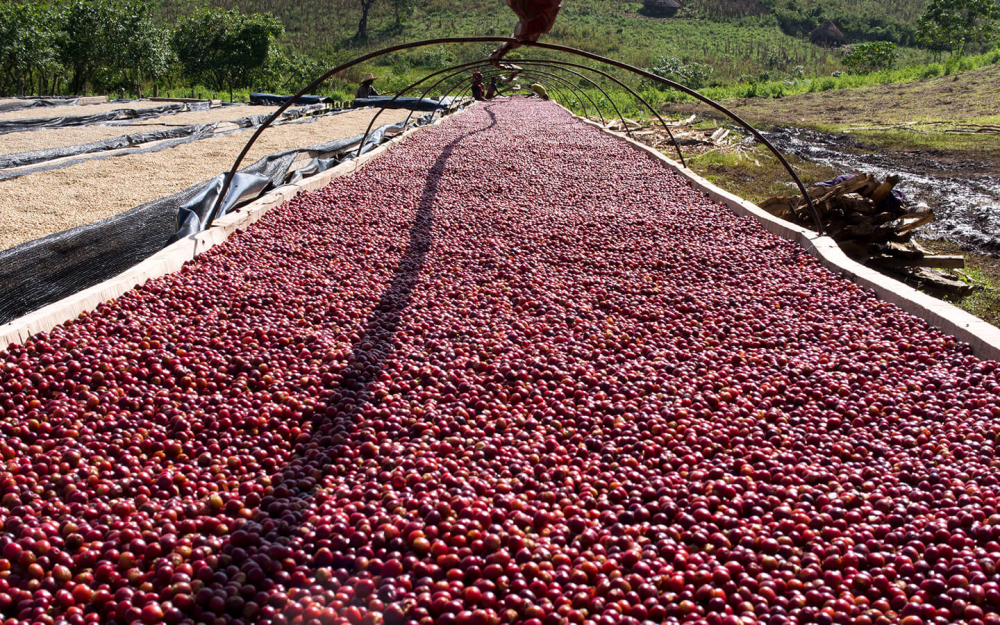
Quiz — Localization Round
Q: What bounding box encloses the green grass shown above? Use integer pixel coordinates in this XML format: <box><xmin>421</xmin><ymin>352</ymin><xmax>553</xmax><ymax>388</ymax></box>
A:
<box><xmin>954</xmin><ymin>268</ymin><xmax>1000</xmax><ymax>326</ymax></box>
<box><xmin>686</xmin><ymin>145</ymin><xmax>840</xmax><ymax>202</ymax></box>
<box><xmin>920</xmin><ymin>240</ymin><xmax>1000</xmax><ymax>327</ymax></box>
<box><xmin>666</xmin><ymin>47</ymin><xmax>1000</xmax><ymax>103</ymax></box>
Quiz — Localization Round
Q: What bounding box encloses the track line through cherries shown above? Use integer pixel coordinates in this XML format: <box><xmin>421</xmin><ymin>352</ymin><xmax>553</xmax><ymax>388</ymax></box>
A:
<box><xmin>2</xmin><ymin>99</ymin><xmax>1000</xmax><ymax>625</ymax></box>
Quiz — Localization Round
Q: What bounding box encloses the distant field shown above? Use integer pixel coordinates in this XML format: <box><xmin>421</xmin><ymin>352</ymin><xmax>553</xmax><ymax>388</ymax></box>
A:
<box><xmin>157</xmin><ymin>0</ymin><xmax>934</xmax><ymax>85</ymax></box>
<box><xmin>721</xmin><ymin>63</ymin><xmax>1000</xmax><ymax>129</ymax></box>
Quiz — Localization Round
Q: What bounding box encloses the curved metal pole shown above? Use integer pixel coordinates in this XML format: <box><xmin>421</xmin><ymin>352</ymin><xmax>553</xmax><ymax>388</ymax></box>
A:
<box><xmin>435</xmin><ymin>61</ymin><xmax>681</xmax><ymax>163</ymax></box>
<box><xmin>354</xmin><ymin>64</ymin><xmax>595</xmax><ymax>160</ymax></box>
<box><xmin>515</xmin><ymin>62</ymin><xmax>626</xmax><ymax>135</ymax></box>
<box><xmin>440</xmin><ymin>67</ymin><xmax>601</xmax><ymax>126</ymax></box>
<box><xmin>352</xmin><ymin>58</ymin><xmax>500</xmax><ymax>162</ymax></box>
<box><xmin>512</xmin><ymin>59</ymin><xmax>685</xmax><ymax>167</ymax></box>
<box><xmin>527</xmin><ymin>41</ymin><xmax>822</xmax><ymax>233</ymax></box>
<box><xmin>206</xmin><ymin>36</ymin><xmax>518</xmax><ymax>229</ymax></box>
<box><xmin>402</xmin><ymin>60</ymin><xmax>632</xmax><ymax>139</ymax></box>
<box><xmin>210</xmin><ymin>37</ymin><xmax>818</xmax><ymax>233</ymax></box>
<box><xmin>480</xmin><ymin>68</ymin><xmax>603</xmax><ymax>126</ymax></box>
<box><xmin>400</xmin><ymin>66</ymin><xmax>491</xmax><ymax>130</ymax></box>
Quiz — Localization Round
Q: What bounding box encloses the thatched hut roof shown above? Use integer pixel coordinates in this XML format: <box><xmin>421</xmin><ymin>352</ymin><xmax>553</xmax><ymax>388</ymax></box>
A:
<box><xmin>810</xmin><ymin>19</ymin><xmax>846</xmax><ymax>47</ymax></box>
<box><xmin>642</xmin><ymin>0</ymin><xmax>682</xmax><ymax>17</ymax></box>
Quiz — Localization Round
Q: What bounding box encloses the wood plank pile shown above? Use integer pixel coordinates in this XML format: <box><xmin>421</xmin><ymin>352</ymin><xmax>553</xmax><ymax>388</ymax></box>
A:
<box><xmin>602</xmin><ymin>115</ymin><xmax>733</xmax><ymax>154</ymax></box>
<box><xmin>760</xmin><ymin>174</ymin><xmax>971</xmax><ymax>294</ymax></box>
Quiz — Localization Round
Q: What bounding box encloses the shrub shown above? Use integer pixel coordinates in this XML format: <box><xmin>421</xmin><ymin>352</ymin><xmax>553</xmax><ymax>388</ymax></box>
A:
<box><xmin>649</xmin><ymin>56</ymin><xmax>715</xmax><ymax>89</ymax></box>
<box><xmin>842</xmin><ymin>41</ymin><xmax>899</xmax><ymax>74</ymax></box>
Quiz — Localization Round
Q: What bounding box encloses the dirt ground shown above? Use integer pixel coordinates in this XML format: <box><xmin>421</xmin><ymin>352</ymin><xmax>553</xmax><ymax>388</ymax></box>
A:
<box><xmin>0</xmin><ymin>108</ymin><xmax>413</xmax><ymax>252</ymax></box>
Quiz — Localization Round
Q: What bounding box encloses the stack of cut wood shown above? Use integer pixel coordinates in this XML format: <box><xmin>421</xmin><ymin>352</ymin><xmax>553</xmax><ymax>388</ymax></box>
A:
<box><xmin>600</xmin><ymin>115</ymin><xmax>733</xmax><ymax>155</ymax></box>
<box><xmin>761</xmin><ymin>174</ymin><xmax>970</xmax><ymax>293</ymax></box>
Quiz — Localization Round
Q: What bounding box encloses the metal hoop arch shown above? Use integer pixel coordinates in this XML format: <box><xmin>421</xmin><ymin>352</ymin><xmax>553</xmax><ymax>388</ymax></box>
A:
<box><xmin>400</xmin><ymin>60</ymin><xmax>631</xmax><ymax>138</ymax></box>
<box><xmin>206</xmin><ymin>36</ymin><xmax>821</xmax><ymax>234</ymax></box>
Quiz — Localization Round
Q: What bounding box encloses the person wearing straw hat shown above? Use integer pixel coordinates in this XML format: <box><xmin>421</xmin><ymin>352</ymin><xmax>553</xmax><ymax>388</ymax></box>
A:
<box><xmin>356</xmin><ymin>73</ymin><xmax>380</xmax><ymax>99</ymax></box>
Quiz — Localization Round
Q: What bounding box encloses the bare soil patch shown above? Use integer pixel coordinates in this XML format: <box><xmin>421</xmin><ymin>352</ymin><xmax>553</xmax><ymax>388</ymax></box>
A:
<box><xmin>690</xmin><ymin>64</ymin><xmax>1000</xmax><ymax>128</ymax></box>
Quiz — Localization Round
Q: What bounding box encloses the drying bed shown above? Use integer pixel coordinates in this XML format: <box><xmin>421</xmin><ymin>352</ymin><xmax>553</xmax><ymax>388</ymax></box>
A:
<box><xmin>0</xmin><ymin>100</ymin><xmax>166</xmax><ymax>122</ymax></box>
<box><xmin>0</xmin><ymin>126</ymin><xmax>168</xmax><ymax>158</ymax></box>
<box><xmin>1</xmin><ymin>100</ymin><xmax>999</xmax><ymax>625</ymax></box>
<box><xmin>123</xmin><ymin>106</ymin><xmax>283</xmax><ymax>128</ymax></box>
<box><xmin>0</xmin><ymin>107</ymin><xmax>286</xmax><ymax>157</ymax></box>
<box><xmin>0</xmin><ymin>108</ymin><xmax>412</xmax><ymax>252</ymax></box>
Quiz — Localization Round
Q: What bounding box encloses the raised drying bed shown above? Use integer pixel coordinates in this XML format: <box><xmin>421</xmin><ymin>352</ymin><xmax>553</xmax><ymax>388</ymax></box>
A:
<box><xmin>0</xmin><ymin>98</ymin><xmax>166</xmax><ymax>121</ymax></box>
<box><xmin>0</xmin><ymin>108</ymin><xmax>412</xmax><ymax>252</ymax></box>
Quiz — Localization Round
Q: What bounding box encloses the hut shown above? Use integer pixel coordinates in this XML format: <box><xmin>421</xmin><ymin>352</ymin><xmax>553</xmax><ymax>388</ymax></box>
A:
<box><xmin>810</xmin><ymin>19</ymin><xmax>846</xmax><ymax>47</ymax></box>
<box><xmin>642</xmin><ymin>0</ymin><xmax>682</xmax><ymax>17</ymax></box>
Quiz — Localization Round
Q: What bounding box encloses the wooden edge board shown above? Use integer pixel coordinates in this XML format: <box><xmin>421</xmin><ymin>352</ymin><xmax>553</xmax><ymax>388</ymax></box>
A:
<box><xmin>0</xmin><ymin>106</ymin><xmax>471</xmax><ymax>351</ymax></box>
<box><xmin>563</xmin><ymin>107</ymin><xmax>1000</xmax><ymax>362</ymax></box>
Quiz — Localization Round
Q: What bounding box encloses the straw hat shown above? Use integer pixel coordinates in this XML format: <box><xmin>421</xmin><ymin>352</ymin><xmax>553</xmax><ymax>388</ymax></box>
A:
<box><xmin>362</xmin><ymin>73</ymin><xmax>377</xmax><ymax>82</ymax></box>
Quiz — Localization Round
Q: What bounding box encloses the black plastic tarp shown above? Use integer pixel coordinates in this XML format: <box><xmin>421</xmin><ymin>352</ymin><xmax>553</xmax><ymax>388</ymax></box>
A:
<box><xmin>354</xmin><ymin>96</ymin><xmax>448</xmax><ymax>111</ymax></box>
<box><xmin>250</xmin><ymin>93</ymin><xmax>334</xmax><ymax>106</ymax></box>
<box><xmin>173</xmin><ymin>172</ymin><xmax>273</xmax><ymax>238</ymax></box>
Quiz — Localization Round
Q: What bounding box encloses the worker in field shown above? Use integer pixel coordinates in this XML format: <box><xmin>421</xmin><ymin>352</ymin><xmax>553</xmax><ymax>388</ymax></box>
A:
<box><xmin>472</xmin><ymin>72</ymin><xmax>487</xmax><ymax>101</ymax></box>
<box><xmin>485</xmin><ymin>77</ymin><xmax>500</xmax><ymax>100</ymax></box>
<box><xmin>356</xmin><ymin>73</ymin><xmax>380</xmax><ymax>99</ymax></box>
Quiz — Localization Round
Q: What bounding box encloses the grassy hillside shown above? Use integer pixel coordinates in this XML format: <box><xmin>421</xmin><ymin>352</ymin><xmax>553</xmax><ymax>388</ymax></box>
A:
<box><xmin>155</xmin><ymin>0</ymin><xmax>933</xmax><ymax>85</ymax></box>
<box><xmin>717</xmin><ymin>59</ymin><xmax>1000</xmax><ymax>130</ymax></box>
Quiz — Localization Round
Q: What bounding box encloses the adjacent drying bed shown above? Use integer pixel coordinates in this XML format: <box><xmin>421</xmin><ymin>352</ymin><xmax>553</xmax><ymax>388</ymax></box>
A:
<box><xmin>124</xmin><ymin>106</ymin><xmax>283</xmax><ymax>128</ymax></box>
<box><xmin>0</xmin><ymin>125</ymin><xmax>164</xmax><ymax>157</ymax></box>
<box><xmin>1</xmin><ymin>100</ymin><xmax>999</xmax><ymax>625</ymax></box>
<box><xmin>0</xmin><ymin>99</ymin><xmax>166</xmax><ymax>122</ymax></box>
<box><xmin>0</xmin><ymin>107</ymin><xmax>284</xmax><ymax>161</ymax></box>
<box><xmin>0</xmin><ymin>108</ymin><xmax>411</xmax><ymax>251</ymax></box>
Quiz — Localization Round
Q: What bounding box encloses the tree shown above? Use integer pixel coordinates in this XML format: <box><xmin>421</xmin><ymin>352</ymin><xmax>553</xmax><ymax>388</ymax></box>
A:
<box><xmin>841</xmin><ymin>41</ymin><xmax>899</xmax><ymax>74</ymax></box>
<box><xmin>918</xmin><ymin>0</ymin><xmax>1000</xmax><ymax>54</ymax></box>
<box><xmin>173</xmin><ymin>8</ymin><xmax>284</xmax><ymax>101</ymax></box>
<box><xmin>103</xmin><ymin>1</ymin><xmax>170</xmax><ymax>97</ymax></box>
<box><xmin>58</xmin><ymin>0</ymin><xmax>115</xmax><ymax>94</ymax></box>
<box><xmin>391</xmin><ymin>0</ymin><xmax>415</xmax><ymax>28</ymax></box>
<box><xmin>0</xmin><ymin>2</ymin><xmax>59</xmax><ymax>96</ymax></box>
<box><xmin>257</xmin><ymin>47</ymin><xmax>324</xmax><ymax>94</ymax></box>
<box><xmin>355</xmin><ymin>0</ymin><xmax>380</xmax><ymax>41</ymax></box>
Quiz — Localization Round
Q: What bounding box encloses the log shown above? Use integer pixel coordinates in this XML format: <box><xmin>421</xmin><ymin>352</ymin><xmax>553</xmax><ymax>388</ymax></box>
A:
<box><xmin>905</xmin><ymin>268</ymin><xmax>974</xmax><ymax>296</ymax></box>
<box><xmin>869</xmin><ymin>175</ymin><xmax>900</xmax><ymax>208</ymax></box>
<box><xmin>895</xmin><ymin>211</ymin><xmax>935</xmax><ymax>235</ymax></box>
<box><xmin>867</xmin><ymin>255</ymin><xmax>965</xmax><ymax>269</ymax></box>
<box><xmin>885</xmin><ymin>241</ymin><xmax>922</xmax><ymax>260</ymax></box>
<box><xmin>710</xmin><ymin>128</ymin><xmax>730</xmax><ymax>143</ymax></box>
